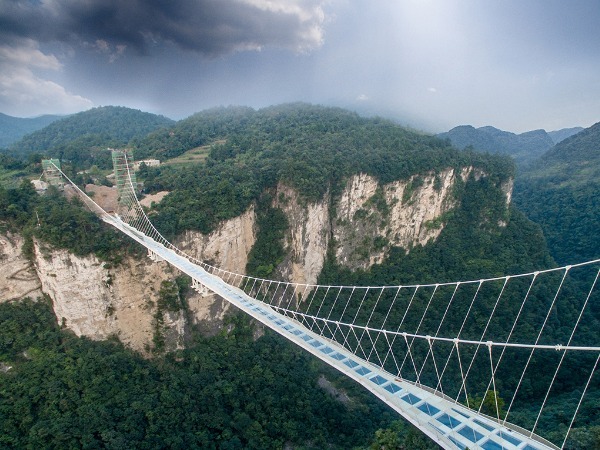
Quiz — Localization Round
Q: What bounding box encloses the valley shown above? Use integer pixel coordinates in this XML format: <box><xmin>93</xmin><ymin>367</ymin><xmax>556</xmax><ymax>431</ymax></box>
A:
<box><xmin>0</xmin><ymin>104</ymin><xmax>598</xmax><ymax>449</ymax></box>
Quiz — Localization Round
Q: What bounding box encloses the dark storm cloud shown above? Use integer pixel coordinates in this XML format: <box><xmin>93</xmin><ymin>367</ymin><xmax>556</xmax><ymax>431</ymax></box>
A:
<box><xmin>0</xmin><ymin>0</ymin><xmax>325</xmax><ymax>56</ymax></box>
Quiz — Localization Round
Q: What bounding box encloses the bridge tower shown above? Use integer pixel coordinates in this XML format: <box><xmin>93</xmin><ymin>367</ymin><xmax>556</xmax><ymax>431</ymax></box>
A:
<box><xmin>41</xmin><ymin>159</ymin><xmax>64</xmax><ymax>189</ymax></box>
<box><xmin>111</xmin><ymin>149</ymin><xmax>137</xmax><ymax>206</ymax></box>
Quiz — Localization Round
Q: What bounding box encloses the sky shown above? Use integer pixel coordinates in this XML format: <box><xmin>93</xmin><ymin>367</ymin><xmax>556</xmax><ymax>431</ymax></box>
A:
<box><xmin>1</xmin><ymin>0</ymin><xmax>599</xmax><ymax>133</ymax></box>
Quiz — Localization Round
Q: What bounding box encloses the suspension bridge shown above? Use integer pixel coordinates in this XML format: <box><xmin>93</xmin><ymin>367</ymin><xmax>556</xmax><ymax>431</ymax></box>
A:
<box><xmin>44</xmin><ymin>154</ymin><xmax>599</xmax><ymax>450</ymax></box>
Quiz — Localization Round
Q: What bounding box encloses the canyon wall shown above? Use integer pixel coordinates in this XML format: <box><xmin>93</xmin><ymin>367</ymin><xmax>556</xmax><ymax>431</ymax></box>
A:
<box><xmin>1</xmin><ymin>166</ymin><xmax>512</xmax><ymax>352</ymax></box>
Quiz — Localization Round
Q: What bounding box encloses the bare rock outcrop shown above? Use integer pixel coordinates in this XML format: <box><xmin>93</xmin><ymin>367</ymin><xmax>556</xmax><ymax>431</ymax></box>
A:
<box><xmin>0</xmin><ymin>232</ymin><xmax>42</xmax><ymax>302</ymax></box>
<box><xmin>33</xmin><ymin>240</ymin><xmax>185</xmax><ymax>353</ymax></box>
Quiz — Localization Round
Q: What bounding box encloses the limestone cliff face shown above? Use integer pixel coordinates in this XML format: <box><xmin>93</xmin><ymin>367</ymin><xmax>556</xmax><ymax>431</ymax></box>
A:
<box><xmin>0</xmin><ymin>232</ymin><xmax>42</xmax><ymax>302</ymax></box>
<box><xmin>33</xmin><ymin>240</ymin><xmax>185</xmax><ymax>353</ymax></box>
<box><xmin>274</xmin><ymin>183</ymin><xmax>330</xmax><ymax>288</ymax></box>
<box><xmin>175</xmin><ymin>206</ymin><xmax>256</xmax><ymax>330</ymax></box>
<box><xmin>275</xmin><ymin>167</ymin><xmax>500</xmax><ymax>274</ymax></box>
<box><xmin>0</xmin><ymin>207</ymin><xmax>256</xmax><ymax>353</ymax></box>
<box><xmin>176</xmin><ymin>206</ymin><xmax>256</xmax><ymax>275</ymax></box>
<box><xmin>334</xmin><ymin>169</ymin><xmax>463</xmax><ymax>270</ymax></box>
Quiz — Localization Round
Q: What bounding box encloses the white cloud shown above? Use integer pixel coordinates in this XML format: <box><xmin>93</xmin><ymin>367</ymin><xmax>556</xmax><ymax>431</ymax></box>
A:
<box><xmin>0</xmin><ymin>40</ymin><xmax>93</xmax><ymax>116</ymax></box>
<box><xmin>0</xmin><ymin>40</ymin><xmax>62</xmax><ymax>70</ymax></box>
<box><xmin>356</xmin><ymin>93</ymin><xmax>369</xmax><ymax>101</ymax></box>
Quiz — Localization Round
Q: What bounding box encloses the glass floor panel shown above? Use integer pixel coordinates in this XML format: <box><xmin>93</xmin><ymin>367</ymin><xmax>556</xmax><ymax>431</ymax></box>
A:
<box><xmin>370</xmin><ymin>375</ymin><xmax>388</xmax><ymax>385</ymax></box>
<box><xmin>417</xmin><ymin>402</ymin><xmax>441</xmax><ymax>416</ymax></box>
<box><xmin>355</xmin><ymin>366</ymin><xmax>371</xmax><ymax>376</ymax></box>
<box><xmin>458</xmin><ymin>425</ymin><xmax>484</xmax><ymax>443</ymax></box>
<box><xmin>436</xmin><ymin>413</ymin><xmax>461</xmax><ymax>429</ymax></box>
<box><xmin>384</xmin><ymin>383</ymin><xmax>402</xmax><ymax>394</ymax></box>
<box><xmin>401</xmin><ymin>393</ymin><xmax>422</xmax><ymax>405</ymax></box>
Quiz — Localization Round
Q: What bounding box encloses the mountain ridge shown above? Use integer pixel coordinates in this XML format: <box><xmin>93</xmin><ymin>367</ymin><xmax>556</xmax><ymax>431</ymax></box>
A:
<box><xmin>6</xmin><ymin>106</ymin><xmax>174</xmax><ymax>168</ymax></box>
<box><xmin>437</xmin><ymin>124</ymin><xmax>584</xmax><ymax>168</ymax></box>
<box><xmin>514</xmin><ymin>121</ymin><xmax>600</xmax><ymax>264</ymax></box>
<box><xmin>0</xmin><ymin>112</ymin><xmax>63</xmax><ymax>148</ymax></box>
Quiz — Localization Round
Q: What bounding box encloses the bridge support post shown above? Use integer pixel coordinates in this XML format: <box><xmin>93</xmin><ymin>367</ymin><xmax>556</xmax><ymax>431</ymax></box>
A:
<box><xmin>192</xmin><ymin>278</ymin><xmax>210</xmax><ymax>296</ymax></box>
<box><xmin>147</xmin><ymin>249</ymin><xmax>164</xmax><ymax>262</ymax></box>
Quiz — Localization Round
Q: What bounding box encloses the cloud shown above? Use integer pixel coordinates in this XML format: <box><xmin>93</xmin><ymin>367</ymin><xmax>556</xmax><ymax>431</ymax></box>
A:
<box><xmin>0</xmin><ymin>0</ymin><xmax>327</xmax><ymax>57</ymax></box>
<box><xmin>87</xmin><ymin>40</ymin><xmax>127</xmax><ymax>63</ymax></box>
<box><xmin>0</xmin><ymin>40</ymin><xmax>93</xmax><ymax>116</ymax></box>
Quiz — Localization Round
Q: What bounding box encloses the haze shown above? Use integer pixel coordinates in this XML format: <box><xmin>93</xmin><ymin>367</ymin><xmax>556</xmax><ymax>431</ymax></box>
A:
<box><xmin>1</xmin><ymin>0</ymin><xmax>599</xmax><ymax>133</ymax></box>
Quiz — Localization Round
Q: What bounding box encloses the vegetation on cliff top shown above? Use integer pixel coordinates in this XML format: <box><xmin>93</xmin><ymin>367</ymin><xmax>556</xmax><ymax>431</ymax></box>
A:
<box><xmin>0</xmin><ymin>181</ymin><xmax>133</xmax><ymax>263</ymax></box>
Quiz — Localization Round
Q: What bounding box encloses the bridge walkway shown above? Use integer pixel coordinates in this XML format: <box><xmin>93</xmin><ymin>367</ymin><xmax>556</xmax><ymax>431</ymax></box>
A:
<box><xmin>104</xmin><ymin>214</ymin><xmax>558</xmax><ymax>450</ymax></box>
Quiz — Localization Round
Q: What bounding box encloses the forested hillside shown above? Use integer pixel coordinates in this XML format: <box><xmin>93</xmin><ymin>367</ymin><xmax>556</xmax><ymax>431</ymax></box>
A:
<box><xmin>548</xmin><ymin>127</ymin><xmax>584</xmax><ymax>144</ymax></box>
<box><xmin>514</xmin><ymin>122</ymin><xmax>600</xmax><ymax>264</ymax></box>
<box><xmin>6</xmin><ymin>106</ymin><xmax>174</xmax><ymax>170</ymax></box>
<box><xmin>0</xmin><ymin>299</ymin><xmax>410</xmax><ymax>449</ymax></box>
<box><xmin>138</xmin><ymin>104</ymin><xmax>513</xmax><ymax>234</ymax></box>
<box><xmin>0</xmin><ymin>113</ymin><xmax>62</xmax><ymax>148</ymax></box>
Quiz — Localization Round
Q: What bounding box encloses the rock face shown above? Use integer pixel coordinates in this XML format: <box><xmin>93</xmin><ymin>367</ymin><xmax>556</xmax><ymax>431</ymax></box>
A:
<box><xmin>274</xmin><ymin>183</ymin><xmax>330</xmax><ymax>288</ymax></box>
<box><xmin>176</xmin><ymin>206</ymin><xmax>257</xmax><ymax>331</ymax></box>
<box><xmin>0</xmin><ymin>206</ymin><xmax>257</xmax><ymax>353</ymax></box>
<box><xmin>2</xmin><ymin>165</ymin><xmax>512</xmax><ymax>352</ymax></box>
<box><xmin>176</xmin><ymin>206</ymin><xmax>256</xmax><ymax>275</ymax></box>
<box><xmin>0</xmin><ymin>232</ymin><xmax>42</xmax><ymax>302</ymax></box>
<box><xmin>275</xmin><ymin>167</ymin><xmax>499</xmax><ymax>276</ymax></box>
<box><xmin>333</xmin><ymin>169</ymin><xmax>463</xmax><ymax>270</ymax></box>
<box><xmin>33</xmin><ymin>240</ymin><xmax>186</xmax><ymax>353</ymax></box>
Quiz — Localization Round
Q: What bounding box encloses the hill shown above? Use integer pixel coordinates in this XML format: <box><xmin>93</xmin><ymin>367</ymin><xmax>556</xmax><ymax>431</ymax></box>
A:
<box><xmin>0</xmin><ymin>113</ymin><xmax>63</xmax><ymax>148</ymax></box>
<box><xmin>514</xmin><ymin>122</ymin><xmax>600</xmax><ymax>264</ymax></box>
<box><xmin>132</xmin><ymin>104</ymin><xmax>557</xmax><ymax>281</ymax></box>
<box><xmin>437</xmin><ymin>125</ymin><xmax>555</xmax><ymax>167</ymax></box>
<box><xmin>547</xmin><ymin>126</ymin><xmax>584</xmax><ymax>144</ymax></box>
<box><xmin>7</xmin><ymin>106</ymin><xmax>174</xmax><ymax>169</ymax></box>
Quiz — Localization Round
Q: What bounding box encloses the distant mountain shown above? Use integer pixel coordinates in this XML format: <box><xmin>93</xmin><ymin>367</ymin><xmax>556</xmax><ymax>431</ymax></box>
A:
<box><xmin>540</xmin><ymin>123</ymin><xmax>600</xmax><ymax>170</ymax></box>
<box><xmin>8</xmin><ymin>106</ymin><xmax>174</xmax><ymax>169</ymax></box>
<box><xmin>437</xmin><ymin>125</ymin><xmax>554</xmax><ymax>167</ymax></box>
<box><xmin>0</xmin><ymin>113</ymin><xmax>63</xmax><ymax>148</ymax></box>
<box><xmin>547</xmin><ymin>127</ymin><xmax>584</xmax><ymax>144</ymax></box>
<box><xmin>514</xmin><ymin>123</ymin><xmax>600</xmax><ymax>264</ymax></box>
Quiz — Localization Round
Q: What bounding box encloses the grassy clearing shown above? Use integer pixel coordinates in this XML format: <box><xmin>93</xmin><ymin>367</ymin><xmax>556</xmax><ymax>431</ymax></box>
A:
<box><xmin>161</xmin><ymin>140</ymin><xmax>225</xmax><ymax>167</ymax></box>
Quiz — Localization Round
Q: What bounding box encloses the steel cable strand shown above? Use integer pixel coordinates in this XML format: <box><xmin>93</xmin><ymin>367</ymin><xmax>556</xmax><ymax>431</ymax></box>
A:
<box><xmin>367</xmin><ymin>285</ymin><xmax>403</xmax><ymax>361</ymax></box>
<box><xmin>561</xmin><ymin>353</ymin><xmax>600</xmax><ymax>449</ymax></box>
<box><xmin>460</xmin><ymin>277</ymin><xmax>510</xmax><ymax>414</ymax></box>
<box><xmin>382</xmin><ymin>286</ymin><xmax>421</xmax><ymax>375</ymax></box>
<box><xmin>503</xmin><ymin>267</ymin><xmax>570</xmax><ymax>427</ymax></box>
<box><xmin>451</xmin><ymin>280</ymin><xmax>484</xmax><ymax>404</ymax></box>
<box><xmin>398</xmin><ymin>284</ymin><xmax>440</xmax><ymax>384</ymax></box>
<box><xmin>530</xmin><ymin>267</ymin><xmax>600</xmax><ymax>437</ymax></box>
<box><xmin>480</xmin><ymin>272</ymin><xmax>538</xmax><ymax>416</ymax></box>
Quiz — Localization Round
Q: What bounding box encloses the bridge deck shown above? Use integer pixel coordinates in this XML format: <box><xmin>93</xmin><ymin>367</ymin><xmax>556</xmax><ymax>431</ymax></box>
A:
<box><xmin>106</xmin><ymin>215</ymin><xmax>558</xmax><ymax>450</ymax></box>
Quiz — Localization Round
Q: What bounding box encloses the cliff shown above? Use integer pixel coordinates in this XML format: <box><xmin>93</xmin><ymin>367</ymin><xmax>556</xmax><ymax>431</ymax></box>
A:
<box><xmin>1</xmin><ymin>165</ymin><xmax>512</xmax><ymax>352</ymax></box>
<box><xmin>275</xmin><ymin>166</ymin><xmax>509</xmax><ymax>280</ymax></box>
<box><xmin>0</xmin><ymin>232</ymin><xmax>42</xmax><ymax>302</ymax></box>
<box><xmin>0</xmin><ymin>206</ymin><xmax>257</xmax><ymax>353</ymax></box>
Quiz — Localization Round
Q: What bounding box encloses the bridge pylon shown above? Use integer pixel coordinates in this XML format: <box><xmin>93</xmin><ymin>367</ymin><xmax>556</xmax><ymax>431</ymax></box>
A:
<box><xmin>41</xmin><ymin>159</ymin><xmax>64</xmax><ymax>189</ymax></box>
<box><xmin>111</xmin><ymin>149</ymin><xmax>137</xmax><ymax>204</ymax></box>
